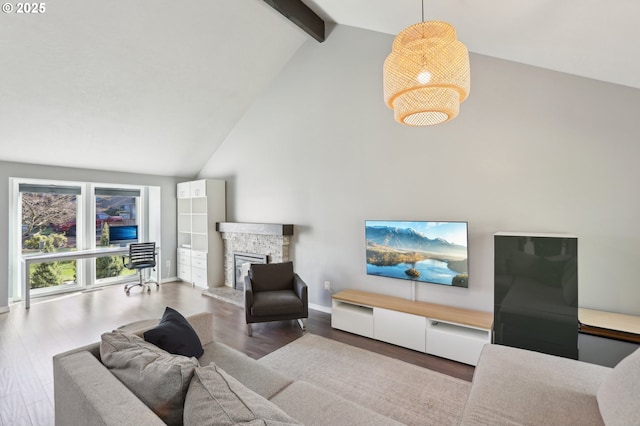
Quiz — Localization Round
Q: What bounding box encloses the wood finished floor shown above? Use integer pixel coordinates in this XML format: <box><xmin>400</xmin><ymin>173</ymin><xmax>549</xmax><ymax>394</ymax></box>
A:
<box><xmin>0</xmin><ymin>281</ymin><xmax>474</xmax><ymax>426</ymax></box>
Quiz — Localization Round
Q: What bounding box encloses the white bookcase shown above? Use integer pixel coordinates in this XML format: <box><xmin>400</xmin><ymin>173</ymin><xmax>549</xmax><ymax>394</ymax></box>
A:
<box><xmin>332</xmin><ymin>289</ymin><xmax>493</xmax><ymax>366</ymax></box>
<box><xmin>176</xmin><ymin>179</ymin><xmax>225</xmax><ymax>289</ymax></box>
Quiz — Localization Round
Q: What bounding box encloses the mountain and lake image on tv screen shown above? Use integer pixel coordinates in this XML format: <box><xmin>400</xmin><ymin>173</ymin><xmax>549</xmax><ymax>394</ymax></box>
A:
<box><xmin>365</xmin><ymin>220</ymin><xmax>469</xmax><ymax>287</ymax></box>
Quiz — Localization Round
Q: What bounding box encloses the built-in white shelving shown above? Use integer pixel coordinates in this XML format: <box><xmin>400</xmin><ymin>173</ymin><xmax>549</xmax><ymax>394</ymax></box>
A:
<box><xmin>176</xmin><ymin>179</ymin><xmax>225</xmax><ymax>289</ymax></box>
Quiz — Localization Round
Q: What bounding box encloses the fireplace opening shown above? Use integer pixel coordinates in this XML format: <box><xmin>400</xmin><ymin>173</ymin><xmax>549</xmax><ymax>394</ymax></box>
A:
<box><xmin>233</xmin><ymin>252</ymin><xmax>268</xmax><ymax>290</ymax></box>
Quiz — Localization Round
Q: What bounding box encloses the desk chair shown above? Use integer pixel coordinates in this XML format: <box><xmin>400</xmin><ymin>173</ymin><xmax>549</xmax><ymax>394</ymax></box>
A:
<box><xmin>122</xmin><ymin>242</ymin><xmax>158</xmax><ymax>295</ymax></box>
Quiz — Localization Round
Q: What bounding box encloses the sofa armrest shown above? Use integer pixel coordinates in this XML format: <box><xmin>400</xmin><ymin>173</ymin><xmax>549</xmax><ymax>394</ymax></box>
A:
<box><xmin>115</xmin><ymin>312</ymin><xmax>214</xmax><ymax>347</ymax></box>
<box><xmin>53</xmin><ymin>351</ymin><xmax>165</xmax><ymax>426</ymax></box>
<box><xmin>186</xmin><ymin>311</ymin><xmax>215</xmax><ymax>346</ymax></box>
<box><xmin>54</xmin><ymin>341</ymin><xmax>102</xmax><ymax>362</ymax></box>
<box><xmin>118</xmin><ymin>312</ymin><xmax>215</xmax><ymax>346</ymax></box>
<box><xmin>460</xmin><ymin>344</ymin><xmax>609</xmax><ymax>425</ymax></box>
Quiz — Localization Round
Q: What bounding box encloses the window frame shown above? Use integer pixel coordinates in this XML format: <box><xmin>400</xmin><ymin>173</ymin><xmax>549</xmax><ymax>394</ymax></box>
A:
<box><xmin>90</xmin><ymin>183</ymin><xmax>146</xmax><ymax>285</ymax></box>
<box><xmin>9</xmin><ymin>178</ymin><xmax>152</xmax><ymax>303</ymax></box>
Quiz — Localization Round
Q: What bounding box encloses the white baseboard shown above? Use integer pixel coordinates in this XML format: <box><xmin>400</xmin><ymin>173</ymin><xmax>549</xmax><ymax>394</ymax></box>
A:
<box><xmin>309</xmin><ymin>303</ymin><xmax>331</xmax><ymax>314</ymax></box>
<box><xmin>0</xmin><ymin>306</ymin><xmax>10</xmax><ymax>314</ymax></box>
<box><xmin>161</xmin><ymin>276</ymin><xmax>178</xmax><ymax>283</ymax></box>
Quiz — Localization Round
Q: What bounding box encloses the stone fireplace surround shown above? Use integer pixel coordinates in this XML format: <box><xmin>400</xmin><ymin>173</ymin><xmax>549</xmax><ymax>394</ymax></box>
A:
<box><xmin>216</xmin><ymin>222</ymin><xmax>294</xmax><ymax>288</ymax></box>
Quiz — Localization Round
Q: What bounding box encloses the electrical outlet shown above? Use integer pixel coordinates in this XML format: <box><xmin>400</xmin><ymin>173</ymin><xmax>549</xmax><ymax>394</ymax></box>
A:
<box><xmin>324</xmin><ymin>281</ymin><xmax>331</xmax><ymax>291</ymax></box>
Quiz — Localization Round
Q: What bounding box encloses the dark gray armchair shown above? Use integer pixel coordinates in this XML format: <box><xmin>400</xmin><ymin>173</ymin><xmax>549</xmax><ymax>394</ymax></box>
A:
<box><xmin>244</xmin><ymin>261</ymin><xmax>308</xmax><ymax>336</ymax></box>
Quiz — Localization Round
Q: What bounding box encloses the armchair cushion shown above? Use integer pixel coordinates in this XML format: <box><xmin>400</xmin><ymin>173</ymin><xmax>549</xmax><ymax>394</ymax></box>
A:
<box><xmin>251</xmin><ymin>290</ymin><xmax>304</xmax><ymax>317</ymax></box>
<box><xmin>249</xmin><ymin>261</ymin><xmax>294</xmax><ymax>292</ymax></box>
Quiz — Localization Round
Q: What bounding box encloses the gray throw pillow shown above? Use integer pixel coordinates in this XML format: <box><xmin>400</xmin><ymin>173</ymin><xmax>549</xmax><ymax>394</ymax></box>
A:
<box><xmin>100</xmin><ymin>331</ymin><xmax>198</xmax><ymax>426</ymax></box>
<box><xmin>184</xmin><ymin>363</ymin><xmax>302</xmax><ymax>426</ymax></box>
<box><xmin>597</xmin><ymin>347</ymin><xmax>640</xmax><ymax>426</ymax></box>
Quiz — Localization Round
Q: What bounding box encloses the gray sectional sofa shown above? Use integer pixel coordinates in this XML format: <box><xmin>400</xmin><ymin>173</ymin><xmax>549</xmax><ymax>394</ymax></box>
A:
<box><xmin>54</xmin><ymin>311</ymin><xmax>640</xmax><ymax>425</ymax></box>
<box><xmin>461</xmin><ymin>343</ymin><xmax>640</xmax><ymax>425</ymax></box>
<box><xmin>53</xmin><ymin>312</ymin><xmax>400</xmax><ymax>426</ymax></box>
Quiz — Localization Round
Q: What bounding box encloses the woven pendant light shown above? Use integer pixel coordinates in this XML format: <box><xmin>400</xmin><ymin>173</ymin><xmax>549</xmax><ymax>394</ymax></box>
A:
<box><xmin>383</xmin><ymin>17</ymin><xmax>470</xmax><ymax>126</ymax></box>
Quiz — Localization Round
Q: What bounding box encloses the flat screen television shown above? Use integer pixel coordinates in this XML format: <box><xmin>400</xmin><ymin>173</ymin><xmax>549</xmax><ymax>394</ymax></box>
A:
<box><xmin>365</xmin><ymin>220</ymin><xmax>469</xmax><ymax>287</ymax></box>
<box><xmin>109</xmin><ymin>225</ymin><xmax>139</xmax><ymax>246</ymax></box>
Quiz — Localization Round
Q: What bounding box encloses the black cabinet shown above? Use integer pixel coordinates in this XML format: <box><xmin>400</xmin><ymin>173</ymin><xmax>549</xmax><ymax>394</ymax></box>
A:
<box><xmin>494</xmin><ymin>233</ymin><xmax>578</xmax><ymax>359</ymax></box>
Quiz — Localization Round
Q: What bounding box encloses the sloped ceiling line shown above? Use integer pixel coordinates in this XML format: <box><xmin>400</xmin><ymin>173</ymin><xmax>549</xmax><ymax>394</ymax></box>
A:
<box><xmin>263</xmin><ymin>0</ymin><xmax>326</xmax><ymax>42</ymax></box>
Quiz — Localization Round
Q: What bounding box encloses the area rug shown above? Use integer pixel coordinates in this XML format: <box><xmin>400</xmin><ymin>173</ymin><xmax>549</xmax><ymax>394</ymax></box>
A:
<box><xmin>258</xmin><ymin>334</ymin><xmax>471</xmax><ymax>425</ymax></box>
<box><xmin>202</xmin><ymin>286</ymin><xmax>243</xmax><ymax>307</ymax></box>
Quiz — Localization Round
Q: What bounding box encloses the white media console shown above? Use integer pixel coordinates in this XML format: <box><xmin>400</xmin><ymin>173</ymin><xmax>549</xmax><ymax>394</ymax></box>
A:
<box><xmin>331</xmin><ymin>289</ymin><xmax>493</xmax><ymax>366</ymax></box>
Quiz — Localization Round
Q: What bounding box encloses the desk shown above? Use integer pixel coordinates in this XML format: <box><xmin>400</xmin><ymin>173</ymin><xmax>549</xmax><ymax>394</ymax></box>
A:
<box><xmin>22</xmin><ymin>247</ymin><xmax>159</xmax><ymax>309</ymax></box>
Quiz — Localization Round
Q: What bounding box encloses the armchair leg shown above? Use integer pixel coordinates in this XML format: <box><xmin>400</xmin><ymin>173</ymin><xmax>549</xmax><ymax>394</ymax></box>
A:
<box><xmin>247</xmin><ymin>324</ymin><xmax>253</xmax><ymax>337</ymax></box>
<box><xmin>297</xmin><ymin>318</ymin><xmax>307</xmax><ymax>331</ymax></box>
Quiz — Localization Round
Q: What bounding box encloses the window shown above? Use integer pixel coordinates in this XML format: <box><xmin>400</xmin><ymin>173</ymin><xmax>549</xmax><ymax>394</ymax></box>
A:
<box><xmin>18</xmin><ymin>183</ymin><xmax>82</xmax><ymax>296</ymax></box>
<box><xmin>94</xmin><ymin>186</ymin><xmax>141</xmax><ymax>282</ymax></box>
<box><xmin>9</xmin><ymin>178</ymin><xmax>158</xmax><ymax>303</ymax></box>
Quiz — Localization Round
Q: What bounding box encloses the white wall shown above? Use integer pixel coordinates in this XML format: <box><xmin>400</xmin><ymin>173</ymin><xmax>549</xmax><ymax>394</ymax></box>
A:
<box><xmin>0</xmin><ymin>160</ymin><xmax>185</xmax><ymax>311</ymax></box>
<box><xmin>199</xmin><ymin>25</ymin><xmax>640</xmax><ymax>315</ymax></box>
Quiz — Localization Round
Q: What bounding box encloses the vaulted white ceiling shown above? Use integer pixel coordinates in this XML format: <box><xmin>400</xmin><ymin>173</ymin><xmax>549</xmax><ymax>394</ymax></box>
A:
<box><xmin>0</xmin><ymin>1</ymin><xmax>307</xmax><ymax>177</ymax></box>
<box><xmin>1</xmin><ymin>0</ymin><xmax>638</xmax><ymax>177</ymax></box>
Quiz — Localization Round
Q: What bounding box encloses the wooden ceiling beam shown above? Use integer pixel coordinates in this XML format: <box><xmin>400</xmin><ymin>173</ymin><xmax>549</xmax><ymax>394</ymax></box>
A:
<box><xmin>263</xmin><ymin>0</ymin><xmax>325</xmax><ymax>43</ymax></box>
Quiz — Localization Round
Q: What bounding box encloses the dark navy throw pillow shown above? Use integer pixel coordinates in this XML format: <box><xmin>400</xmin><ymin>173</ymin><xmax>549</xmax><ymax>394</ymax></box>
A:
<box><xmin>144</xmin><ymin>306</ymin><xmax>204</xmax><ymax>358</ymax></box>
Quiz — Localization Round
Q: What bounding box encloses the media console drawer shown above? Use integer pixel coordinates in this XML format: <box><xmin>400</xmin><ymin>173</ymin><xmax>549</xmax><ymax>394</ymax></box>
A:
<box><xmin>331</xmin><ymin>289</ymin><xmax>493</xmax><ymax>366</ymax></box>
<box><xmin>331</xmin><ymin>300</ymin><xmax>374</xmax><ymax>338</ymax></box>
<box><xmin>426</xmin><ymin>320</ymin><xmax>490</xmax><ymax>365</ymax></box>
<box><xmin>374</xmin><ymin>308</ymin><xmax>425</xmax><ymax>352</ymax></box>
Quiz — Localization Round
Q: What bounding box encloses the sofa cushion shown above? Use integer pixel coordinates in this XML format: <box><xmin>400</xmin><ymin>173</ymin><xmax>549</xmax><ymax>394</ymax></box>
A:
<box><xmin>199</xmin><ymin>341</ymin><xmax>293</xmax><ymax>399</ymax></box>
<box><xmin>183</xmin><ymin>363</ymin><xmax>302</xmax><ymax>426</ymax></box>
<box><xmin>271</xmin><ymin>381</ymin><xmax>403</xmax><ymax>426</ymax></box>
<box><xmin>251</xmin><ymin>290</ymin><xmax>303</xmax><ymax>316</ymax></box>
<box><xmin>597</xmin><ymin>347</ymin><xmax>640</xmax><ymax>426</ymax></box>
<box><xmin>144</xmin><ymin>306</ymin><xmax>204</xmax><ymax>358</ymax></box>
<box><xmin>100</xmin><ymin>331</ymin><xmax>198</xmax><ymax>426</ymax></box>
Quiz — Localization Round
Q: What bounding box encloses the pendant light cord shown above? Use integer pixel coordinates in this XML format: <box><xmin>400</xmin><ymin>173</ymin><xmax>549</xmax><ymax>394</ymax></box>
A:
<box><xmin>421</xmin><ymin>0</ymin><xmax>425</xmax><ymax>22</ymax></box>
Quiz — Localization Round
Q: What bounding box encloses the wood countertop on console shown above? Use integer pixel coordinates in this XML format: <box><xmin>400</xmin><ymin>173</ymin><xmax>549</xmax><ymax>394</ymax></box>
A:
<box><xmin>332</xmin><ymin>289</ymin><xmax>493</xmax><ymax>330</ymax></box>
<box><xmin>579</xmin><ymin>308</ymin><xmax>640</xmax><ymax>343</ymax></box>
